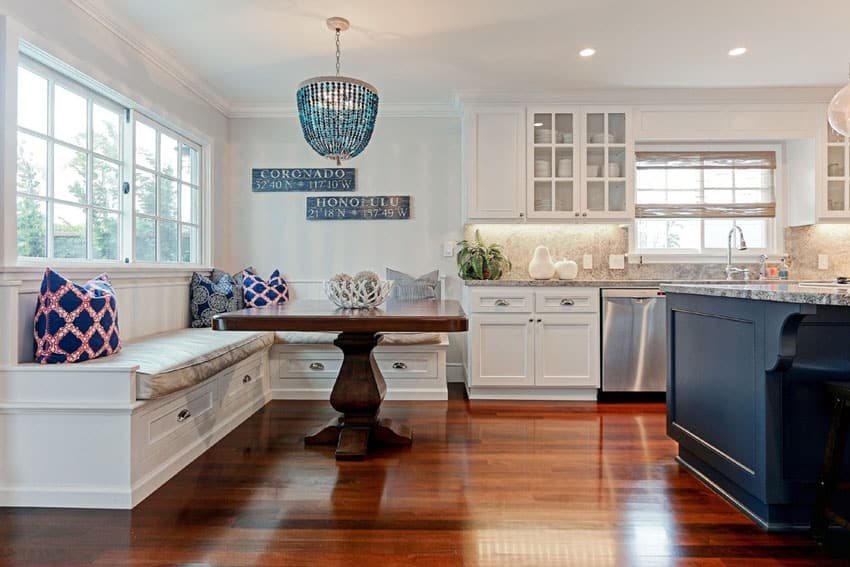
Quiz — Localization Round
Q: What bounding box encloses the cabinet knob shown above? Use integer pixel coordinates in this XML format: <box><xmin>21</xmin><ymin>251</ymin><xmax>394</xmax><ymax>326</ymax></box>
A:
<box><xmin>242</xmin><ymin>374</ymin><xmax>252</xmax><ymax>384</ymax></box>
<box><xmin>582</xmin><ymin>212</ymin><xmax>587</xmax><ymax>217</ymax></box>
<box><xmin>494</xmin><ymin>299</ymin><xmax>511</xmax><ymax>306</ymax></box>
<box><xmin>519</xmin><ymin>212</ymin><xmax>525</xmax><ymax>218</ymax></box>
<box><xmin>309</xmin><ymin>362</ymin><xmax>325</xmax><ymax>371</ymax></box>
<box><xmin>528</xmin><ymin>318</ymin><xmax>534</xmax><ymax>322</ymax></box>
<box><xmin>392</xmin><ymin>361</ymin><xmax>408</xmax><ymax>370</ymax></box>
<box><xmin>574</xmin><ymin>212</ymin><xmax>579</xmax><ymax>217</ymax></box>
<box><xmin>177</xmin><ymin>408</ymin><xmax>191</xmax><ymax>422</ymax></box>
<box><xmin>537</xmin><ymin>318</ymin><xmax>542</xmax><ymax>323</ymax></box>
<box><xmin>560</xmin><ymin>298</ymin><xmax>575</xmax><ymax>306</ymax></box>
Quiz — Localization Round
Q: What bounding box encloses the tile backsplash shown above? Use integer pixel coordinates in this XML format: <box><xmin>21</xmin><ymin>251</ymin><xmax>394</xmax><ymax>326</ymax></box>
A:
<box><xmin>465</xmin><ymin>223</ymin><xmax>850</xmax><ymax>280</ymax></box>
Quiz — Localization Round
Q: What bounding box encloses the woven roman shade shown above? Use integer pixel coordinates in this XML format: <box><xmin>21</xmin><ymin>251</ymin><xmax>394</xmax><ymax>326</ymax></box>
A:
<box><xmin>635</xmin><ymin>151</ymin><xmax>776</xmax><ymax>218</ymax></box>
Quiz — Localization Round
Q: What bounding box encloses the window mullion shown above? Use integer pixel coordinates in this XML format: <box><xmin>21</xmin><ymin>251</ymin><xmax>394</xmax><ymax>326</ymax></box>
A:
<box><xmin>122</xmin><ymin>110</ymin><xmax>134</xmax><ymax>263</ymax></box>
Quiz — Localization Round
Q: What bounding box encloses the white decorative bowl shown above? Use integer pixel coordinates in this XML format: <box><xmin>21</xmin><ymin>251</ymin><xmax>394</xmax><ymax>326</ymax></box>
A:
<box><xmin>324</xmin><ymin>279</ymin><xmax>394</xmax><ymax>309</ymax></box>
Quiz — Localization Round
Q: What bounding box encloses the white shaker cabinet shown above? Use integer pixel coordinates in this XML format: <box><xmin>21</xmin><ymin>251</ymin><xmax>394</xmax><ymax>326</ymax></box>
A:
<box><xmin>463</xmin><ymin>106</ymin><xmax>526</xmax><ymax>220</ymax></box>
<box><xmin>464</xmin><ymin>287</ymin><xmax>600</xmax><ymax>400</ymax></box>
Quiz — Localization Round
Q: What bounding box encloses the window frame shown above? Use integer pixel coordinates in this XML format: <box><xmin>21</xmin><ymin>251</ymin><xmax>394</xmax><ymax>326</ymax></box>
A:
<box><xmin>13</xmin><ymin>44</ymin><xmax>210</xmax><ymax>270</ymax></box>
<box><xmin>629</xmin><ymin>143</ymin><xmax>785</xmax><ymax>263</ymax></box>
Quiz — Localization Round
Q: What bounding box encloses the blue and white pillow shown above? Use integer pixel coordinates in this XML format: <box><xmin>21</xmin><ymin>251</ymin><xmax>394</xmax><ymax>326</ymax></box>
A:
<box><xmin>33</xmin><ymin>268</ymin><xmax>121</xmax><ymax>364</ymax></box>
<box><xmin>211</xmin><ymin>266</ymin><xmax>255</xmax><ymax>310</ymax></box>
<box><xmin>190</xmin><ymin>272</ymin><xmax>238</xmax><ymax>328</ymax></box>
<box><xmin>242</xmin><ymin>269</ymin><xmax>289</xmax><ymax>308</ymax></box>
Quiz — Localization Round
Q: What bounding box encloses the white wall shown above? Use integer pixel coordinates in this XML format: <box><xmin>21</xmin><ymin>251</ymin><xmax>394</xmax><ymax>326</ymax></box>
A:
<box><xmin>0</xmin><ymin>0</ymin><xmax>230</xmax><ymax>267</ymax></box>
<box><xmin>228</xmin><ymin>116</ymin><xmax>462</xmax><ymax>284</ymax></box>
<box><xmin>228</xmin><ymin>115</ymin><xmax>464</xmax><ymax>366</ymax></box>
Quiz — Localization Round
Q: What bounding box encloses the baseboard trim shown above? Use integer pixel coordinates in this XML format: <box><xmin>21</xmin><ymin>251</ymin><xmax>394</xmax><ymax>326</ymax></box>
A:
<box><xmin>446</xmin><ymin>362</ymin><xmax>465</xmax><ymax>383</ymax></box>
<box><xmin>271</xmin><ymin>388</ymin><xmax>448</xmax><ymax>401</ymax></box>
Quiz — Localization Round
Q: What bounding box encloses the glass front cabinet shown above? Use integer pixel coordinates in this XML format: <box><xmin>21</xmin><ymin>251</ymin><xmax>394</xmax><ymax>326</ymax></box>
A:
<box><xmin>527</xmin><ymin>107</ymin><xmax>634</xmax><ymax>219</ymax></box>
<box><xmin>823</xmin><ymin>119</ymin><xmax>850</xmax><ymax>218</ymax></box>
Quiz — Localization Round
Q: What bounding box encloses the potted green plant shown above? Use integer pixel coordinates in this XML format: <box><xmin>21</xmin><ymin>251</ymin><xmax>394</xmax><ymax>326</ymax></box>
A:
<box><xmin>456</xmin><ymin>230</ymin><xmax>511</xmax><ymax>280</ymax></box>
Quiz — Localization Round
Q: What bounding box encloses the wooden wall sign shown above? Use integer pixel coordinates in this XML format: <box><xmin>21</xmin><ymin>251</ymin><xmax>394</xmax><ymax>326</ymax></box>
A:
<box><xmin>306</xmin><ymin>196</ymin><xmax>411</xmax><ymax>220</ymax></box>
<box><xmin>252</xmin><ymin>168</ymin><xmax>355</xmax><ymax>192</ymax></box>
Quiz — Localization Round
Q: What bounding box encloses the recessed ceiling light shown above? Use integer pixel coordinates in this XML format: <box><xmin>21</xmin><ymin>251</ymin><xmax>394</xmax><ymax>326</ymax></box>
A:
<box><xmin>533</xmin><ymin>122</ymin><xmax>543</xmax><ymax>127</ymax></box>
<box><xmin>579</xmin><ymin>48</ymin><xmax>596</xmax><ymax>57</ymax></box>
<box><xmin>728</xmin><ymin>47</ymin><xmax>747</xmax><ymax>57</ymax></box>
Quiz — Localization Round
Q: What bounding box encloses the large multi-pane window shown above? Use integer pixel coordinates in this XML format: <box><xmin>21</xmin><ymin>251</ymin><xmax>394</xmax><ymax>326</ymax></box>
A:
<box><xmin>15</xmin><ymin>57</ymin><xmax>203</xmax><ymax>264</ymax></box>
<box><xmin>633</xmin><ymin>149</ymin><xmax>777</xmax><ymax>256</ymax></box>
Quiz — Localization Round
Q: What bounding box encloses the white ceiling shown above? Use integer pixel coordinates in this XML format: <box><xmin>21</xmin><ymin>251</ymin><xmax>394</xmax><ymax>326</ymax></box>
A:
<box><xmin>82</xmin><ymin>0</ymin><xmax>850</xmax><ymax>112</ymax></box>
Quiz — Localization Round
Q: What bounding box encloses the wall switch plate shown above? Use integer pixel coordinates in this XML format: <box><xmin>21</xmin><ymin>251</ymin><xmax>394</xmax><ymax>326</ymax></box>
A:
<box><xmin>818</xmin><ymin>254</ymin><xmax>830</xmax><ymax>270</ymax></box>
<box><xmin>442</xmin><ymin>241</ymin><xmax>455</xmax><ymax>257</ymax></box>
<box><xmin>582</xmin><ymin>254</ymin><xmax>593</xmax><ymax>270</ymax></box>
<box><xmin>609</xmin><ymin>254</ymin><xmax>625</xmax><ymax>270</ymax></box>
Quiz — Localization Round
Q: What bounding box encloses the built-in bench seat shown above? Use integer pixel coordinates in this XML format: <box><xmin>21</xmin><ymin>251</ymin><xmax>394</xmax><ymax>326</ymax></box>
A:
<box><xmin>0</xmin><ymin>322</ymin><xmax>450</xmax><ymax>509</ymax></box>
<box><xmin>87</xmin><ymin>328</ymin><xmax>274</xmax><ymax>399</ymax></box>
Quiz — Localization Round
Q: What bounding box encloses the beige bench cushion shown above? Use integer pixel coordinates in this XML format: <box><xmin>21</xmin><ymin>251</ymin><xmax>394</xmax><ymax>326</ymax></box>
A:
<box><xmin>274</xmin><ymin>331</ymin><xmax>447</xmax><ymax>346</ymax></box>
<box><xmin>105</xmin><ymin>329</ymin><xmax>274</xmax><ymax>400</ymax></box>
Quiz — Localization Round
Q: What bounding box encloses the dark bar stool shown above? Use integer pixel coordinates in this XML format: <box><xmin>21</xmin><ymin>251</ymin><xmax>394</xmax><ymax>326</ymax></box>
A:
<box><xmin>812</xmin><ymin>381</ymin><xmax>850</xmax><ymax>540</ymax></box>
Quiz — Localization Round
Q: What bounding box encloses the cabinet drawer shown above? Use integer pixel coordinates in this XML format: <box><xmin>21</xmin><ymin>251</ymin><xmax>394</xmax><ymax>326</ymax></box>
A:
<box><xmin>535</xmin><ymin>288</ymin><xmax>599</xmax><ymax>313</ymax></box>
<box><xmin>375</xmin><ymin>351</ymin><xmax>438</xmax><ymax>379</ymax></box>
<box><xmin>469</xmin><ymin>289</ymin><xmax>534</xmax><ymax>313</ymax></box>
<box><xmin>147</xmin><ymin>381</ymin><xmax>215</xmax><ymax>446</ymax></box>
<box><xmin>220</xmin><ymin>358</ymin><xmax>264</xmax><ymax>408</ymax></box>
<box><xmin>278</xmin><ymin>349</ymin><xmax>342</xmax><ymax>379</ymax></box>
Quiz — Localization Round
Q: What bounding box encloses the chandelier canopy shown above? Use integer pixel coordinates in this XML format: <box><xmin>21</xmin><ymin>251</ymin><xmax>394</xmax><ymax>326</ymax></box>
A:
<box><xmin>296</xmin><ymin>17</ymin><xmax>379</xmax><ymax>166</ymax></box>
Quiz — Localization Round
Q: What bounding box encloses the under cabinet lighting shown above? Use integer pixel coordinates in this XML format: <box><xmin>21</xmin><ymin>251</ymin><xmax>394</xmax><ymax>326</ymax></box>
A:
<box><xmin>579</xmin><ymin>48</ymin><xmax>596</xmax><ymax>57</ymax></box>
<box><xmin>728</xmin><ymin>47</ymin><xmax>747</xmax><ymax>56</ymax></box>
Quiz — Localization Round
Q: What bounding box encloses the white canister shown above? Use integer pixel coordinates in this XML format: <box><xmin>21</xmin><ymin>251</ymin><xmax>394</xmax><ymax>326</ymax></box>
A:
<box><xmin>528</xmin><ymin>245</ymin><xmax>556</xmax><ymax>280</ymax></box>
<box><xmin>554</xmin><ymin>259</ymin><xmax>579</xmax><ymax>280</ymax></box>
<box><xmin>587</xmin><ymin>164</ymin><xmax>601</xmax><ymax>177</ymax></box>
<box><xmin>557</xmin><ymin>159</ymin><xmax>573</xmax><ymax>177</ymax></box>
<box><xmin>607</xmin><ymin>163</ymin><xmax>620</xmax><ymax>177</ymax></box>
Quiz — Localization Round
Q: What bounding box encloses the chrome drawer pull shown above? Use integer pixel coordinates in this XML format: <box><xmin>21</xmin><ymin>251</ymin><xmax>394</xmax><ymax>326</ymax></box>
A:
<box><xmin>494</xmin><ymin>299</ymin><xmax>511</xmax><ymax>306</ymax></box>
<box><xmin>177</xmin><ymin>408</ymin><xmax>191</xmax><ymax>422</ymax></box>
<box><xmin>242</xmin><ymin>374</ymin><xmax>252</xmax><ymax>384</ymax></box>
<box><xmin>392</xmin><ymin>362</ymin><xmax>408</xmax><ymax>370</ymax></box>
<box><xmin>560</xmin><ymin>298</ymin><xmax>575</xmax><ymax>306</ymax></box>
<box><xmin>309</xmin><ymin>362</ymin><xmax>325</xmax><ymax>371</ymax></box>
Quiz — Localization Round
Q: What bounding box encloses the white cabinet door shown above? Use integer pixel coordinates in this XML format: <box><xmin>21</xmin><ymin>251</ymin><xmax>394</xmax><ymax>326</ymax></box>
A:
<box><xmin>579</xmin><ymin>107</ymin><xmax>634</xmax><ymax>220</ymax></box>
<box><xmin>470</xmin><ymin>315</ymin><xmax>534</xmax><ymax>386</ymax></box>
<box><xmin>534</xmin><ymin>313</ymin><xmax>599</xmax><ymax>387</ymax></box>
<box><xmin>464</xmin><ymin>106</ymin><xmax>526</xmax><ymax>220</ymax></box>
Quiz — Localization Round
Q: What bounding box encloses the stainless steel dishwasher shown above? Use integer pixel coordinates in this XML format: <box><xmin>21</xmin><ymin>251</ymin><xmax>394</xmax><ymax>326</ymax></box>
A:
<box><xmin>601</xmin><ymin>289</ymin><xmax>667</xmax><ymax>392</ymax></box>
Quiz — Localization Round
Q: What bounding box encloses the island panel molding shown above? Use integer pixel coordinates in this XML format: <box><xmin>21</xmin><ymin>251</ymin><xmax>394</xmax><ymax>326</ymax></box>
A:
<box><xmin>251</xmin><ymin>168</ymin><xmax>355</xmax><ymax>192</ymax></box>
<box><xmin>306</xmin><ymin>196</ymin><xmax>411</xmax><ymax>221</ymax></box>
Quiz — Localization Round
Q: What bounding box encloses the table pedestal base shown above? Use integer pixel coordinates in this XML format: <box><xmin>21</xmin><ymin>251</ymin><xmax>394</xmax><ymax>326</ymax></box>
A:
<box><xmin>304</xmin><ymin>331</ymin><xmax>412</xmax><ymax>460</ymax></box>
<box><xmin>305</xmin><ymin>416</ymin><xmax>412</xmax><ymax>460</ymax></box>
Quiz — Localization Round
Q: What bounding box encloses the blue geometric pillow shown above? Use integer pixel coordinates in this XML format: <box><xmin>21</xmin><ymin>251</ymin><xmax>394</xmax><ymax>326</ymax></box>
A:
<box><xmin>242</xmin><ymin>269</ymin><xmax>289</xmax><ymax>308</ymax></box>
<box><xmin>190</xmin><ymin>272</ymin><xmax>238</xmax><ymax>328</ymax></box>
<box><xmin>33</xmin><ymin>268</ymin><xmax>121</xmax><ymax>364</ymax></box>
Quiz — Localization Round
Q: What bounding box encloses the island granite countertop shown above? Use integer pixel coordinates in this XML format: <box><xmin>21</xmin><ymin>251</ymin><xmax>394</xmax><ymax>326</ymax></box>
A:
<box><xmin>659</xmin><ymin>282</ymin><xmax>850</xmax><ymax>306</ymax></box>
<box><xmin>464</xmin><ymin>279</ymin><xmax>802</xmax><ymax>288</ymax></box>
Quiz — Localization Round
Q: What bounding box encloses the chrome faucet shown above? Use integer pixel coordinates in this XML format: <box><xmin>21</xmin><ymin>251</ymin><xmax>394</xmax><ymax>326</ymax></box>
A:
<box><xmin>725</xmin><ymin>226</ymin><xmax>749</xmax><ymax>280</ymax></box>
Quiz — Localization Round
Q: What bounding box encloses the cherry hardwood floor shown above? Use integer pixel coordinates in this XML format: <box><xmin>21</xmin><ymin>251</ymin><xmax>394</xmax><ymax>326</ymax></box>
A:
<box><xmin>1</xmin><ymin>385</ymin><xmax>848</xmax><ymax>567</ymax></box>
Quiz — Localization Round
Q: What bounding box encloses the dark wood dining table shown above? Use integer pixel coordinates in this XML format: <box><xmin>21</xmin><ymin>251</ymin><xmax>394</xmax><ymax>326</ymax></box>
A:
<box><xmin>212</xmin><ymin>299</ymin><xmax>468</xmax><ymax>460</ymax></box>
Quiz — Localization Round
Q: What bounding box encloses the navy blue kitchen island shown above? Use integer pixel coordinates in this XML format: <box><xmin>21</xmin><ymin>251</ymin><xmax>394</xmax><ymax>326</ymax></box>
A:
<box><xmin>661</xmin><ymin>283</ymin><xmax>850</xmax><ymax>530</ymax></box>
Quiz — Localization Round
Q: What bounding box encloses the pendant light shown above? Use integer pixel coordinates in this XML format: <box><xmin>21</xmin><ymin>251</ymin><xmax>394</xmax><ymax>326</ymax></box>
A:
<box><xmin>828</xmin><ymin>63</ymin><xmax>850</xmax><ymax>137</ymax></box>
<box><xmin>296</xmin><ymin>17</ymin><xmax>379</xmax><ymax>166</ymax></box>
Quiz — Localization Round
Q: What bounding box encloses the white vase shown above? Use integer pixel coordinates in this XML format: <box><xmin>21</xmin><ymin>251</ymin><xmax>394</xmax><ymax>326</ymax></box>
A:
<box><xmin>528</xmin><ymin>245</ymin><xmax>556</xmax><ymax>280</ymax></box>
<box><xmin>554</xmin><ymin>259</ymin><xmax>579</xmax><ymax>280</ymax></box>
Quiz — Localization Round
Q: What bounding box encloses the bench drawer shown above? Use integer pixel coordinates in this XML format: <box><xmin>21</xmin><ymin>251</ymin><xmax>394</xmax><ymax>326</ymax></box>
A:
<box><xmin>469</xmin><ymin>289</ymin><xmax>534</xmax><ymax>313</ymax></box>
<box><xmin>535</xmin><ymin>288</ymin><xmax>599</xmax><ymax>313</ymax></box>
<box><xmin>142</xmin><ymin>380</ymin><xmax>216</xmax><ymax>450</ymax></box>
<box><xmin>277</xmin><ymin>348</ymin><xmax>342</xmax><ymax>380</ymax></box>
<box><xmin>375</xmin><ymin>351</ymin><xmax>438</xmax><ymax>379</ymax></box>
<box><xmin>220</xmin><ymin>356</ymin><xmax>265</xmax><ymax>409</ymax></box>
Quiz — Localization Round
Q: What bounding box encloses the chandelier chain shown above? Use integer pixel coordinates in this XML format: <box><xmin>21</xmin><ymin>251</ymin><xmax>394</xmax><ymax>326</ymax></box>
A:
<box><xmin>335</xmin><ymin>29</ymin><xmax>341</xmax><ymax>76</ymax></box>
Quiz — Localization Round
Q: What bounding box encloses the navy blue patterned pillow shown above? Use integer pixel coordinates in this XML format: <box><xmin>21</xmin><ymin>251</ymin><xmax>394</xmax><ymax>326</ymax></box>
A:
<box><xmin>190</xmin><ymin>272</ymin><xmax>238</xmax><ymax>328</ymax></box>
<box><xmin>33</xmin><ymin>268</ymin><xmax>121</xmax><ymax>363</ymax></box>
<box><xmin>211</xmin><ymin>266</ymin><xmax>255</xmax><ymax>309</ymax></box>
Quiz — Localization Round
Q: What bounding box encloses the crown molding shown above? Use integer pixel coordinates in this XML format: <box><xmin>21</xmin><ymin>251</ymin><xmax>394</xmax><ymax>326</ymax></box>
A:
<box><xmin>457</xmin><ymin>87</ymin><xmax>841</xmax><ymax>106</ymax></box>
<box><xmin>68</xmin><ymin>0</ymin><xmax>232</xmax><ymax>116</ymax></box>
<box><xmin>227</xmin><ymin>100</ymin><xmax>462</xmax><ymax>119</ymax></box>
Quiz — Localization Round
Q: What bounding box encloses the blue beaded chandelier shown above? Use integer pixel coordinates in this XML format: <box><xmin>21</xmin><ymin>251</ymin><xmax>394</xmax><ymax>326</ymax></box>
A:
<box><xmin>297</xmin><ymin>17</ymin><xmax>379</xmax><ymax>166</ymax></box>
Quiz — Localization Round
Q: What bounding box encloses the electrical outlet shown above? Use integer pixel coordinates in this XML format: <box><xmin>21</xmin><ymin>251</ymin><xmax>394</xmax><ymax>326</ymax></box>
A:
<box><xmin>609</xmin><ymin>254</ymin><xmax>625</xmax><ymax>270</ymax></box>
<box><xmin>442</xmin><ymin>241</ymin><xmax>455</xmax><ymax>257</ymax></box>
<box><xmin>818</xmin><ymin>254</ymin><xmax>830</xmax><ymax>270</ymax></box>
<box><xmin>582</xmin><ymin>254</ymin><xmax>593</xmax><ymax>270</ymax></box>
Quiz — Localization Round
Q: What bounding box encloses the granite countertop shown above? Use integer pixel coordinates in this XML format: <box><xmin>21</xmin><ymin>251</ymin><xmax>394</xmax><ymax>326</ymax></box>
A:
<box><xmin>659</xmin><ymin>282</ymin><xmax>850</xmax><ymax>306</ymax></box>
<box><xmin>463</xmin><ymin>279</ymin><xmax>801</xmax><ymax>288</ymax></box>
